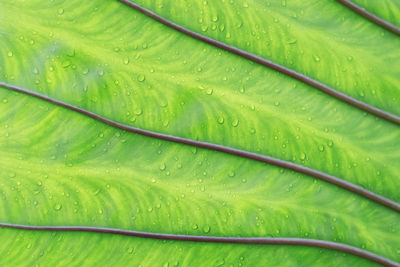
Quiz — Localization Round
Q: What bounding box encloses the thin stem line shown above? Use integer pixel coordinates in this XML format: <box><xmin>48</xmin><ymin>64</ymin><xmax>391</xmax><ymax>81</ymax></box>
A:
<box><xmin>116</xmin><ymin>0</ymin><xmax>400</xmax><ymax>126</ymax></box>
<box><xmin>0</xmin><ymin>223</ymin><xmax>398</xmax><ymax>266</ymax></box>
<box><xmin>1</xmin><ymin>82</ymin><xmax>399</xmax><ymax>213</ymax></box>
<box><xmin>336</xmin><ymin>0</ymin><xmax>400</xmax><ymax>36</ymax></box>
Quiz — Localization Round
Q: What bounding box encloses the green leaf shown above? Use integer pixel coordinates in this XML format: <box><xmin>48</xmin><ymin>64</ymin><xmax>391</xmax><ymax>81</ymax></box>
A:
<box><xmin>0</xmin><ymin>0</ymin><xmax>399</xmax><ymax>266</ymax></box>
<box><xmin>350</xmin><ymin>0</ymin><xmax>400</xmax><ymax>27</ymax></box>
<box><xmin>132</xmin><ymin>0</ymin><xmax>400</xmax><ymax>115</ymax></box>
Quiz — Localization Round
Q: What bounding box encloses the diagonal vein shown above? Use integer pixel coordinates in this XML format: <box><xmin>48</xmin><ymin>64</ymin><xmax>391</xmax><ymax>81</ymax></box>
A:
<box><xmin>116</xmin><ymin>0</ymin><xmax>400</xmax><ymax>126</ymax></box>
<box><xmin>1</xmin><ymin>81</ymin><xmax>399</xmax><ymax>213</ymax></box>
<box><xmin>0</xmin><ymin>223</ymin><xmax>398</xmax><ymax>267</ymax></box>
<box><xmin>335</xmin><ymin>0</ymin><xmax>400</xmax><ymax>36</ymax></box>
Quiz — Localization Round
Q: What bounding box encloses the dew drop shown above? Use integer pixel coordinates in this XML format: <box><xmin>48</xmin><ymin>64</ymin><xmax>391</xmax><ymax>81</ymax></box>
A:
<box><xmin>192</xmin><ymin>224</ymin><xmax>198</xmax><ymax>230</ymax></box>
<box><xmin>212</xmin><ymin>15</ymin><xmax>218</xmax><ymax>22</ymax></box>
<box><xmin>231</xmin><ymin>119</ymin><xmax>239</xmax><ymax>127</ymax></box>
<box><xmin>123</xmin><ymin>57</ymin><xmax>130</xmax><ymax>65</ymax></box>
<box><xmin>215</xmin><ymin>259</ymin><xmax>225</xmax><ymax>266</ymax></box>
<box><xmin>228</xmin><ymin>171</ymin><xmax>235</xmax><ymax>177</ymax></box>
<box><xmin>217</xmin><ymin>116</ymin><xmax>224</xmax><ymax>124</ymax></box>
<box><xmin>7</xmin><ymin>51</ymin><xmax>13</xmax><ymax>57</ymax></box>
<box><xmin>327</xmin><ymin>140</ymin><xmax>334</xmax><ymax>147</ymax></box>
<box><xmin>318</xmin><ymin>145</ymin><xmax>324</xmax><ymax>152</ymax></box>
<box><xmin>159</xmin><ymin>163</ymin><xmax>166</xmax><ymax>171</ymax></box>
<box><xmin>313</xmin><ymin>55</ymin><xmax>320</xmax><ymax>62</ymax></box>
<box><xmin>62</xmin><ymin>60</ymin><xmax>71</xmax><ymax>68</ymax></box>
<box><xmin>203</xmin><ymin>225</ymin><xmax>211</xmax><ymax>233</ymax></box>
<box><xmin>54</xmin><ymin>204</ymin><xmax>62</xmax><ymax>211</ymax></box>
<box><xmin>32</xmin><ymin>67</ymin><xmax>39</xmax><ymax>75</ymax></box>
<box><xmin>127</xmin><ymin>247</ymin><xmax>134</xmax><ymax>254</ymax></box>
<box><xmin>300</xmin><ymin>152</ymin><xmax>306</xmax><ymax>160</ymax></box>
<box><xmin>134</xmin><ymin>108</ymin><xmax>143</xmax><ymax>115</ymax></box>
<box><xmin>206</xmin><ymin>89</ymin><xmax>213</xmax><ymax>95</ymax></box>
<box><xmin>58</xmin><ymin>8</ymin><xmax>64</xmax><ymax>15</ymax></box>
<box><xmin>137</xmin><ymin>74</ymin><xmax>145</xmax><ymax>82</ymax></box>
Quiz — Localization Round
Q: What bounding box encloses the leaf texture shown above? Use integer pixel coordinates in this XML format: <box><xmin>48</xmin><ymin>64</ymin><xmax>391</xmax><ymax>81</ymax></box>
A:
<box><xmin>0</xmin><ymin>0</ymin><xmax>399</xmax><ymax>266</ymax></box>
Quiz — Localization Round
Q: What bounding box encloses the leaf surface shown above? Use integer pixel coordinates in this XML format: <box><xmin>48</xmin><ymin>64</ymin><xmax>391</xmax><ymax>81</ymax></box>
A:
<box><xmin>0</xmin><ymin>0</ymin><xmax>399</xmax><ymax>266</ymax></box>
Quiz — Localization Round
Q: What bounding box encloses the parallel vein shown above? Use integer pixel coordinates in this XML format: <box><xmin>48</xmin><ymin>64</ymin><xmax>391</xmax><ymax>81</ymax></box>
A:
<box><xmin>1</xmin><ymin>81</ymin><xmax>399</xmax><ymax>212</ymax></box>
<box><xmin>336</xmin><ymin>0</ymin><xmax>400</xmax><ymax>36</ymax></box>
<box><xmin>116</xmin><ymin>0</ymin><xmax>400</xmax><ymax>126</ymax></box>
<box><xmin>0</xmin><ymin>223</ymin><xmax>398</xmax><ymax>267</ymax></box>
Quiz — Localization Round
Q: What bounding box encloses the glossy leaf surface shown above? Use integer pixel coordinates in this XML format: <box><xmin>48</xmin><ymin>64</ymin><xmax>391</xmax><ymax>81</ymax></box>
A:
<box><xmin>0</xmin><ymin>0</ymin><xmax>399</xmax><ymax>266</ymax></box>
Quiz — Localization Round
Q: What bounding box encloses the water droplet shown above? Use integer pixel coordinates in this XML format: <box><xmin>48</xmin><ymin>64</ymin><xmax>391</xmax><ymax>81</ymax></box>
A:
<box><xmin>203</xmin><ymin>225</ymin><xmax>211</xmax><ymax>233</ymax></box>
<box><xmin>26</xmin><ymin>243</ymin><xmax>32</xmax><ymax>249</ymax></box>
<box><xmin>134</xmin><ymin>108</ymin><xmax>143</xmax><ymax>115</ymax></box>
<box><xmin>206</xmin><ymin>89</ymin><xmax>213</xmax><ymax>95</ymax></box>
<box><xmin>54</xmin><ymin>204</ymin><xmax>62</xmax><ymax>211</ymax></box>
<box><xmin>159</xmin><ymin>163</ymin><xmax>166</xmax><ymax>171</ymax></box>
<box><xmin>7</xmin><ymin>51</ymin><xmax>13</xmax><ymax>57</ymax></box>
<box><xmin>2</xmin><ymin>99</ymin><xmax>8</xmax><ymax>104</ymax></box>
<box><xmin>215</xmin><ymin>259</ymin><xmax>225</xmax><ymax>266</ymax></box>
<box><xmin>228</xmin><ymin>171</ymin><xmax>235</xmax><ymax>177</ymax></box>
<box><xmin>32</xmin><ymin>67</ymin><xmax>39</xmax><ymax>75</ymax></box>
<box><xmin>300</xmin><ymin>152</ymin><xmax>306</xmax><ymax>160</ymax></box>
<box><xmin>318</xmin><ymin>145</ymin><xmax>324</xmax><ymax>152</ymax></box>
<box><xmin>250</xmin><ymin>128</ymin><xmax>256</xmax><ymax>134</ymax></box>
<box><xmin>9</xmin><ymin>172</ymin><xmax>16</xmax><ymax>178</ymax></box>
<box><xmin>192</xmin><ymin>224</ymin><xmax>198</xmax><ymax>230</ymax></box>
<box><xmin>327</xmin><ymin>140</ymin><xmax>334</xmax><ymax>147</ymax></box>
<box><xmin>62</xmin><ymin>60</ymin><xmax>71</xmax><ymax>68</ymax></box>
<box><xmin>58</xmin><ymin>8</ymin><xmax>64</xmax><ymax>15</ymax></box>
<box><xmin>123</xmin><ymin>57</ymin><xmax>130</xmax><ymax>65</ymax></box>
<box><xmin>243</xmin><ymin>2</ymin><xmax>249</xmax><ymax>8</ymax></box>
<box><xmin>212</xmin><ymin>15</ymin><xmax>218</xmax><ymax>22</ymax></box>
<box><xmin>241</xmin><ymin>178</ymin><xmax>247</xmax><ymax>183</ymax></box>
<box><xmin>231</xmin><ymin>119</ymin><xmax>239</xmax><ymax>127</ymax></box>
<box><xmin>127</xmin><ymin>247</ymin><xmax>134</xmax><ymax>254</ymax></box>
<box><xmin>287</xmin><ymin>39</ymin><xmax>297</xmax><ymax>44</ymax></box>
<box><xmin>217</xmin><ymin>116</ymin><xmax>224</xmax><ymax>124</ymax></box>
<box><xmin>313</xmin><ymin>55</ymin><xmax>320</xmax><ymax>62</ymax></box>
<box><xmin>347</xmin><ymin>56</ymin><xmax>353</xmax><ymax>62</ymax></box>
<box><xmin>137</xmin><ymin>74</ymin><xmax>145</xmax><ymax>82</ymax></box>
